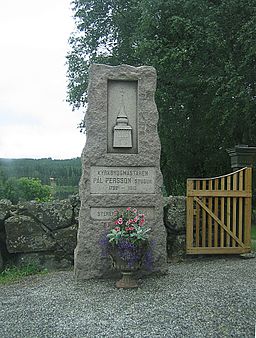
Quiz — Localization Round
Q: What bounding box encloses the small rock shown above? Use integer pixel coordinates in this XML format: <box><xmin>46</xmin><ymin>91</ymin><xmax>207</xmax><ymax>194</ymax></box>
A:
<box><xmin>240</xmin><ymin>252</ymin><xmax>256</xmax><ymax>259</ymax></box>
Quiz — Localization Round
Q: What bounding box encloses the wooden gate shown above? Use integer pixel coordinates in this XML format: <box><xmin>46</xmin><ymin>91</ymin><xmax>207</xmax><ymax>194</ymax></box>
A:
<box><xmin>186</xmin><ymin>167</ymin><xmax>252</xmax><ymax>254</ymax></box>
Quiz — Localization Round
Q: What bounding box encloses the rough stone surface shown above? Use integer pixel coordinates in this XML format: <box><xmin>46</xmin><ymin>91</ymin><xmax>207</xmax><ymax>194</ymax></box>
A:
<box><xmin>168</xmin><ymin>234</ymin><xmax>186</xmax><ymax>260</ymax></box>
<box><xmin>5</xmin><ymin>215</ymin><xmax>56</xmax><ymax>253</ymax></box>
<box><xmin>14</xmin><ymin>252</ymin><xmax>72</xmax><ymax>271</ymax></box>
<box><xmin>0</xmin><ymin>199</ymin><xmax>12</xmax><ymax>222</ymax></box>
<box><xmin>0</xmin><ymin>199</ymin><xmax>12</xmax><ymax>269</ymax></box>
<box><xmin>16</xmin><ymin>199</ymin><xmax>75</xmax><ymax>230</ymax></box>
<box><xmin>227</xmin><ymin>144</ymin><xmax>256</xmax><ymax>170</ymax></box>
<box><xmin>4</xmin><ymin>200</ymin><xmax>78</xmax><ymax>254</ymax></box>
<box><xmin>1</xmin><ymin>192</ymin><xmax>254</xmax><ymax>271</ymax></box>
<box><xmin>75</xmin><ymin>64</ymin><xmax>167</xmax><ymax>280</ymax></box>
<box><xmin>164</xmin><ymin>196</ymin><xmax>186</xmax><ymax>258</ymax></box>
<box><xmin>0</xmin><ymin>194</ymin><xmax>187</xmax><ymax>270</ymax></box>
<box><xmin>164</xmin><ymin>196</ymin><xmax>186</xmax><ymax>233</ymax></box>
<box><xmin>53</xmin><ymin>225</ymin><xmax>77</xmax><ymax>254</ymax></box>
<box><xmin>1</xmin><ymin>197</ymin><xmax>79</xmax><ymax>269</ymax></box>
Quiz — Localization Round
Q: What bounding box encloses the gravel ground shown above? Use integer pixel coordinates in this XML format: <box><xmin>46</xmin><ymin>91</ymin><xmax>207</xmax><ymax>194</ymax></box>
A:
<box><xmin>0</xmin><ymin>257</ymin><xmax>255</xmax><ymax>338</ymax></box>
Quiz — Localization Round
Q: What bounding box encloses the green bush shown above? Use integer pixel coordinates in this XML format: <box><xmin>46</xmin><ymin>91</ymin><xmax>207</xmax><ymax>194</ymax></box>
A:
<box><xmin>3</xmin><ymin>177</ymin><xmax>52</xmax><ymax>204</ymax></box>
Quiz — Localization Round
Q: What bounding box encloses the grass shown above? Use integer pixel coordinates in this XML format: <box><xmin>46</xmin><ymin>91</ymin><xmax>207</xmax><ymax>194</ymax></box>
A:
<box><xmin>0</xmin><ymin>264</ymin><xmax>48</xmax><ymax>285</ymax></box>
<box><xmin>251</xmin><ymin>225</ymin><xmax>256</xmax><ymax>240</ymax></box>
<box><xmin>251</xmin><ymin>225</ymin><xmax>256</xmax><ymax>252</ymax></box>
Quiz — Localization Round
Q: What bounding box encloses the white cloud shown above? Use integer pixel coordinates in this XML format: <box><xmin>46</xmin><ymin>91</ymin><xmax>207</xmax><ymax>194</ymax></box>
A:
<box><xmin>0</xmin><ymin>119</ymin><xmax>84</xmax><ymax>159</ymax></box>
<box><xmin>0</xmin><ymin>0</ymin><xmax>85</xmax><ymax>159</ymax></box>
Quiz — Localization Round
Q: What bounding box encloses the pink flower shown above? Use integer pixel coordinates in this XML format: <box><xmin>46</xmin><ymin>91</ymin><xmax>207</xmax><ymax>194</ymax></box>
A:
<box><xmin>125</xmin><ymin>226</ymin><xmax>135</xmax><ymax>232</ymax></box>
<box><xmin>139</xmin><ymin>219</ymin><xmax>145</xmax><ymax>226</ymax></box>
<box><xmin>126</xmin><ymin>207</ymin><xmax>131</xmax><ymax>211</ymax></box>
<box><xmin>117</xmin><ymin>218</ymin><xmax>123</xmax><ymax>225</ymax></box>
<box><xmin>115</xmin><ymin>227</ymin><xmax>120</xmax><ymax>232</ymax></box>
<box><xmin>114</xmin><ymin>220</ymin><xmax>119</xmax><ymax>225</ymax></box>
<box><xmin>132</xmin><ymin>208</ymin><xmax>137</xmax><ymax>213</ymax></box>
<box><xmin>139</xmin><ymin>213</ymin><xmax>145</xmax><ymax>218</ymax></box>
<box><xmin>134</xmin><ymin>216</ymin><xmax>139</xmax><ymax>223</ymax></box>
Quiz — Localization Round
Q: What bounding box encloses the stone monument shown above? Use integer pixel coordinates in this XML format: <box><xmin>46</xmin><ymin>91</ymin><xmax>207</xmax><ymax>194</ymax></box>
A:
<box><xmin>227</xmin><ymin>144</ymin><xmax>256</xmax><ymax>171</ymax></box>
<box><xmin>75</xmin><ymin>64</ymin><xmax>167</xmax><ymax>280</ymax></box>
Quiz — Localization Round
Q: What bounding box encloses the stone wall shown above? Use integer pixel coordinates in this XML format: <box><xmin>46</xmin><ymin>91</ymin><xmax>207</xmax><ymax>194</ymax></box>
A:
<box><xmin>0</xmin><ymin>196</ymin><xmax>186</xmax><ymax>272</ymax></box>
<box><xmin>164</xmin><ymin>196</ymin><xmax>186</xmax><ymax>260</ymax></box>
<box><xmin>0</xmin><ymin>196</ymin><xmax>80</xmax><ymax>272</ymax></box>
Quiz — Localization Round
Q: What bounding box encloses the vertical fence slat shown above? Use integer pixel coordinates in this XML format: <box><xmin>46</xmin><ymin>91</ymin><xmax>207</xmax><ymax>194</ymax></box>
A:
<box><xmin>186</xmin><ymin>180</ymin><xmax>194</xmax><ymax>251</ymax></box>
<box><xmin>202</xmin><ymin>180</ymin><xmax>206</xmax><ymax>247</ymax></box>
<box><xmin>244</xmin><ymin>168</ymin><xmax>252</xmax><ymax>248</ymax></box>
<box><xmin>238</xmin><ymin>170</ymin><xmax>244</xmax><ymax>243</ymax></box>
<box><xmin>226</xmin><ymin>176</ymin><xmax>231</xmax><ymax>247</ymax></box>
<box><xmin>208</xmin><ymin>180</ymin><xmax>213</xmax><ymax>247</ymax></box>
<box><xmin>220</xmin><ymin>177</ymin><xmax>225</xmax><ymax>247</ymax></box>
<box><xmin>214</xmin><ymin>178</ymin><xmax>219</xmax><ymax>247</ymax></box>
<box><xmin>232</xmin><ymin>173</ymin><xmax>238</xmax><ymax>247</ymax></box>
<box><xmin>195</xmin><ymin>180</ymin><xmax>200</xmax><ymax>247</ymax></box>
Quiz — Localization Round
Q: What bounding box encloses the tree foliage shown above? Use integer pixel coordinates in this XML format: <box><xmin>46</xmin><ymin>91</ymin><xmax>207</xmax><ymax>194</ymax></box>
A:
<box><xmin>0</xmin><ymin>158</ymin><xmax>81</xmax><ymax>201</ymax></box>
<box><xmin>0</xmin><ymin>158</ymin><xmax>81</xmax><ymax>186</ymax></box>
<box><xmin>67</xmin><ymin>0</ymin><xmax>256</xmax><ymax>194</ymax></box>
<box><xmin>2</xmin><ymin>177</ymin><xmax>52</xmax><ymax>204</ymax></box>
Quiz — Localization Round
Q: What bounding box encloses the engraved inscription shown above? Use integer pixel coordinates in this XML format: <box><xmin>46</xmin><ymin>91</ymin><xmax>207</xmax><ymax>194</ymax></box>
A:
<box><xmin>91</xmin><ymin>207</ymin><xmax>155</xmax><ymax>220</ymax></box>
<box><xmin>90</xmin><ymin>166</ymin><xmax>156</xmax><ymax>194</ymax></box>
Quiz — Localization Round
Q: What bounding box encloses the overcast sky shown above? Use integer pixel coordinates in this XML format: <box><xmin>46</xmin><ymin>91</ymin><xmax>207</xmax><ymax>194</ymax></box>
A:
<box><xmin>0</xmin><ymin>0</ymin><xmax>85</xmax><ymax>159</ymax></box>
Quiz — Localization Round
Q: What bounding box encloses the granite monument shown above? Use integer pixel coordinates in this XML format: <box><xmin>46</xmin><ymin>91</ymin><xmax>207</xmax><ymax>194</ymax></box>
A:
<box><xmin>75</xmin><ymin>64</ymin><xmax>167</xmax><ymax>280</ymax></box>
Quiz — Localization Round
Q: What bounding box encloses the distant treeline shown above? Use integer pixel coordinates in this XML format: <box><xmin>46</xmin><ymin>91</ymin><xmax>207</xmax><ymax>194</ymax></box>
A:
<box><xmin>0</xmin><ymin>158</ymin><xmax>81</xmax><ymax>199</ymax></box>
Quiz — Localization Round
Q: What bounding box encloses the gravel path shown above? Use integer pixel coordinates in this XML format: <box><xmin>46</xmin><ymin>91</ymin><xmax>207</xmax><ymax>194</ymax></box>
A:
<box><xmin>0</xmin><ymin>257</ymin><xmax>255</xmax><ymax>338</ymax></box>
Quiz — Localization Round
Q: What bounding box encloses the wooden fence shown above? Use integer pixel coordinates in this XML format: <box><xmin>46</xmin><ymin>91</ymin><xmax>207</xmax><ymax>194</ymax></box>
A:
<box><xmin>186</xmin><ymin>167</ymin><xmax>252</xmax><ymax>254</ymax></box>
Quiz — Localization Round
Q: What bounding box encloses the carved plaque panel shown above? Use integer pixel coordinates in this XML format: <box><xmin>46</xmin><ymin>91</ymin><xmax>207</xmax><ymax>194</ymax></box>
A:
<box><xmin>90</xmin><ymin>166</ymin><xmax>156</xmax><ymax>194</ymax></box>
<box><xmin>107</xmin><ymin>80</ymin><xmax>138</xmax><ymax>153</ymax></box>
<box><xmin>90</xmin><ymin>207</ymin><xmax>155</xmax><ymax>220</ymax></box>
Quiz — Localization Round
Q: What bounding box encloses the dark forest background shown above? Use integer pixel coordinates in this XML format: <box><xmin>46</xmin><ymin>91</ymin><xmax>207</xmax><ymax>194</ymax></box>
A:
<box><xmin>0</xmin><ymin>158</ymin><xmax>81</xmax><ymax>201</ymax></box>
<box><xmin>66</xmin><ymin>0</ymin><xmax>256</xmax><ymax>195</ymax></box>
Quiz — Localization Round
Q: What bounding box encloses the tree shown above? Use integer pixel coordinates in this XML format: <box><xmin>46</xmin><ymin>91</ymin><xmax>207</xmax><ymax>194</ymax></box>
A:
<box><xmin>0</xmin><ymin>168</ymin><xmax>7</xmax><ymax>200</ymax></box>
<box><xmin>3</xmin><ymin>178</ymin><xmax>52</xmax><ymax>204</ymax></box>
<box><xmin>67</xmin><ymin>0</ymin><xmax>142</xmax><ymax>110</ymax></box>
<box><xmin>67</xmin><ymin>0</ymin><xmax>256</xmax><ymax>194</ymax></box>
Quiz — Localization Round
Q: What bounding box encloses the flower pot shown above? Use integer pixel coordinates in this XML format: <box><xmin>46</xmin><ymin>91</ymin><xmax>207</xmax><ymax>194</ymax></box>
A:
<box><xmin>116</xmin><ymin>271</ymin><xmax>138</xmax><ymax>289</ymax></box>
<box><xmin>109</xmin><ymin>240</ymin><xmax>147</xmax><ymax>288</ymax></box>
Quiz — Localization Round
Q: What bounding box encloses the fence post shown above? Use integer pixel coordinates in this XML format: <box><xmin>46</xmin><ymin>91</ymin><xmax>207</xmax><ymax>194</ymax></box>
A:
<box><xmin>186</xmin><ymin>180</ymin><xmax>194</xmax><ymax>253</ymax></box>
<box><xmin>244</xmin><ymin>167</ymin><xmax>252</xmax><ymax>248</ymax></box>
